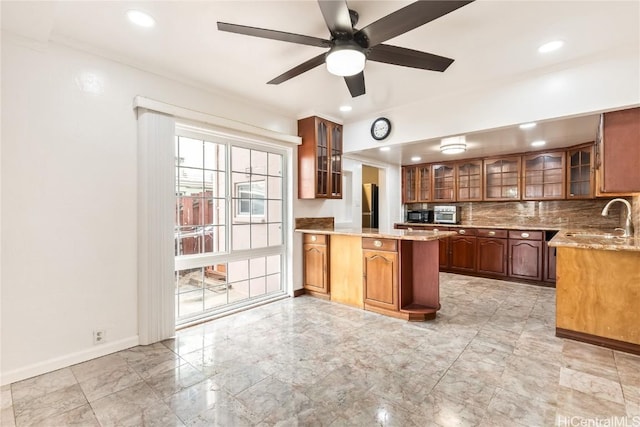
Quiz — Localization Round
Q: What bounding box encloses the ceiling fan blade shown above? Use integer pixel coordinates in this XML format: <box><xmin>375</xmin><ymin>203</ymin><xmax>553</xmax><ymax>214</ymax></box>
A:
<box><xmin>368</xmin><ymin>44</ymin><xmax>454</xmax><ymax>72</ymax></box>
<box><xmin>355</xmin><ymin>1</ymin><xmax>474</xmax><ymax>48</ymax></box>
<box><xmin>344</xmin><ymin>72</ymin><xmax>365</xmax><ymax>98</ymax></box>
<box><xmin>317</xmin><ymin>0</ymin><xmax>353</xmax><ymax>39</ymax></box>
<box><xmin>267</xmin><ymin>54</ymin><xmax>327</xmax><ymax>85</ymax></box>
<box><xmin>217</xmin><ymin>22</ymin><xmax>331</xmax><ymax>48</ymax></box>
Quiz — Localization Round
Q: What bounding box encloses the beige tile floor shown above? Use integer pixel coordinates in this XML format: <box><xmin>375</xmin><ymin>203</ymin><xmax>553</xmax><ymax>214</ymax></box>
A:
<box><xmin>3</xmin><ymin>273</ymin><xmax>640</xmax><ymax>426</ymax></box>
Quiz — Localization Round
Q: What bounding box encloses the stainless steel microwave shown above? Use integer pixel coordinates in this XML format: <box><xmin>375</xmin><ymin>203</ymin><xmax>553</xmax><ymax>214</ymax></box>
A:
<box><xmin>434</xmin><ymin>206</ymin><xmax>461</xmax><ymax>224</ymax></box>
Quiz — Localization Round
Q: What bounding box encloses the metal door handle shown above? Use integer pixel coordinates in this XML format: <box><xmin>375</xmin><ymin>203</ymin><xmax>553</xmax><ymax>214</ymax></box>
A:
<box><xmin>488</xmin><ymin>231</ymin><xmax>496</xmax><ymax>236</ymax></box>
<box><xmin>311</xmin><ymin>235</ymin><xmax>317</xmax><ymax>242</ymax></box>
<box><xmin>521</xmin><ymin>232</ymin><xmax>530</xmax><ymax>238</ymax></box>
<box><xmin>374</xmin><ymin>240</ymin><xmax>383</xmax><ymax>248</ymax></box>
<box><xmin>459</xmin><ymin>230</ymin><xmax>466</xmax><ymax>235</ymax></box>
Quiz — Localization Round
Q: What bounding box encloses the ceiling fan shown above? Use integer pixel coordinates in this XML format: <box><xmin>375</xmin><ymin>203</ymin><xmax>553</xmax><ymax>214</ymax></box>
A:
<box><xmin>217</xmin><ymin>0</ymin><xmax>474</xmax><ymax>98</ymax></box>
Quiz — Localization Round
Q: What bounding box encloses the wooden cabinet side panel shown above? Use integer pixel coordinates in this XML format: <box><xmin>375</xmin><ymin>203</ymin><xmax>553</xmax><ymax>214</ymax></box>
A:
<box><xmin>601</xmin><ymin>108</ymin><xmax>640</xmax><ymax>193</ymax></box>
<box><xmin>329</xmin><ymin>235</ymin><xmax>363</xmax><ymax>308</ymax></box>
<box><xmin>556</xmin><ymin>247</ymin><xmax>640</xmax><ymax>345</ymax></box>
<box><xmin>297</xmin><ymin>117</ymin><xmax>318</xmax><ymax>199</ymax></box>
<box><xmin>406</xmin><ymin>240</ymin><xmax>440</xmax><ymax>308</ymax></box>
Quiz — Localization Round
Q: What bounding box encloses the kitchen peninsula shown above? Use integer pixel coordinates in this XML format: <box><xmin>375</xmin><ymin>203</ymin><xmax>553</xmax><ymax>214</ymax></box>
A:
<box><xmin>296</xmin><ymin>224</ymin><xmax>456</xmax><ymax>321</ymax></box>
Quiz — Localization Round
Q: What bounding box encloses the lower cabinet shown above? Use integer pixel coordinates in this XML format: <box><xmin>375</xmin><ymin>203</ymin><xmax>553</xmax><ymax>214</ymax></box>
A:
<box><xmin>302</xmin><ymin>234</ymin><xmax>329</xmax><ymax>298</ymax></box>
<box><xmin>476</xmin><ymin>229</ymin><xmax>508</xmax><ymax>277</ymax></box>
<box><xmin>362</xmin><ymin>238</ymin><xmax>399</xmax><ymax>311</ymax></box>
<box><xmin>508</xmin><ymin>231</ymin><xmax>544</xmax><ymax>281</ymax></box>
<box><xmin>544</xmin><ymin>231</ymin><xmax>558</xmax><ymax>284</ymax></box>
<box><xmin>449</xmin><ymin>229</ymin><xmax>477</xmax><ymax>272</ymax></box>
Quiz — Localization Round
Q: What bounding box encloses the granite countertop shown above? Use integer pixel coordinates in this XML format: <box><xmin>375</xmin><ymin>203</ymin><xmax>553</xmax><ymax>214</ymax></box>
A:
<box><xmin>395</xmin><ymin>222</ymin><xmax>560</xmax><ymax>231</ymax></box>
<box><xmin>549</xmin><ymin>229</ymin><xmax>640</xmax><ymax>252</ymax></box>
<box><xmin>296</xmin><ymin>227</ymin><xmax>457</xmax><ymax>241</ymax></box>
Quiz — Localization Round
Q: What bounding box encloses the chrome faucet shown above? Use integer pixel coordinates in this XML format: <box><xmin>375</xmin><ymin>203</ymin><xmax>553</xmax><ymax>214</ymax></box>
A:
<box><xmin>601</xmin><ymin>198</ymin><xmax>634</xmax><ymax>238</ymax></box>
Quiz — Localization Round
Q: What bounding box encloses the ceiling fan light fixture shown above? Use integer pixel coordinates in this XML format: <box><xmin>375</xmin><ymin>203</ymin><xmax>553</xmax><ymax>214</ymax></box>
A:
<box><xmin>326</xmin><ymin>42</ymin><xmax>366</xmax><ymax>77</ymax></box>
<box><xmin>440</xmin><ymin>136</ymin><xmax>467</xmax><ymax>155</ymax></box>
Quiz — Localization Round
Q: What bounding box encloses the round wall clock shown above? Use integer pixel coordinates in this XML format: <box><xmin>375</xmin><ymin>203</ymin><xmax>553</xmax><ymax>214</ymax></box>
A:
<box><xmin>371</xmin><ymin>117</ymin><xmax>391</xmax><ymax>141</ymax></box>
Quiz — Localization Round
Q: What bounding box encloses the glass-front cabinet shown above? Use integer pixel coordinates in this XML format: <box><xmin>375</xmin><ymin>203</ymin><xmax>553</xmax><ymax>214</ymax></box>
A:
<box><xmin>417</xmin><ymin>165</ymin><xmax>431</xmax><ymax>202</ymax></box>
<box><xmin>402</xmin><ymin>166</ymin><xmax>418</xmax><ymax>203</ymax></box>
<box><xmin>456</xmin><ymin>160</ymin><xmax>483</xmax><ymax>201</ymax></box>
<box><xmin>566</xmin><ymin>144</ymin><xmax>594</xmax><ymax>199</ymax></box>
<box><xmin>522</xmin><ymin>151</ymin><xmax>566</xmax><ymax>200</ymax></box>
<box><xmin>432</xmin><ymin>164</ymin><xmax>455</xmax><ymax>202</ymax></box>
<box><xmin>484</xmin><ymin>156</ymin><xmax>521</xmax><ymax>200</ymax></box>
<box><xmin>298</xmin><ymin>116</ymin><xmax>342</xmax><ymax>199</ymax></box>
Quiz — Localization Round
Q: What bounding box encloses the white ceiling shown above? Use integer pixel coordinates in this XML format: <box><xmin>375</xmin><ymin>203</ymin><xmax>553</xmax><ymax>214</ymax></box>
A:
<box><xmin>2</xmin><ymin>0</ymin><xmax>639</xmax><ymax>162</ymax></box>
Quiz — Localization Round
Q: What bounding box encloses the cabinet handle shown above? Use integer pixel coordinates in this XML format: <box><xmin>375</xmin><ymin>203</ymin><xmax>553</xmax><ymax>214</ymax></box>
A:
<box><xmin>488</xmin><ymin>231</ymin><xmax>496</xmax><ymax>236</ymax></box>
<box><xmin>374</xmin><ymin>240</ymin><xmax>383</xmax><ymax>248</ymax></box>
<box><xmin>433</xmin><ymin>228</ymin><xmax>439</xmax><ymax>232</ymax></box>
<box><xmin>521</xmin><ymin>232</ymin><xmax>530</xmax><ymax>238</ymax></box>
<box><xmin>311</xmin><ymin>235</ymin><xmax>317</xmax><ymax>242</ymax></box>
<box><xmin>459</xmin><ymin>229</ymin><xmax>466</xmax><ymax>235</ymax></box>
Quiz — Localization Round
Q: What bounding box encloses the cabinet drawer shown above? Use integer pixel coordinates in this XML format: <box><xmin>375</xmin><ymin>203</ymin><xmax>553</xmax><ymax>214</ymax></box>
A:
<box><xmin>303</xmin><ymin>234</ymin><xmax>327</xmax><ymax>244</ymax></box>
<box><xmin>362</xmin><ymin>237</ymin><xmax>398</xmax><ymax>252</ymax></box>
<box><xmin>453</xmin><ymin>228</ymin><xmax>477</xmax><ymax>236</ymax></box>
<box><xmin>508</xmin><ymin>230</ymin><xmax>543</xmax><ymax>241</ymax></box>
<box><xmin>476</xmin><ymin>229</ymin><xmax>508</xmax><ymax>238</ymax></box>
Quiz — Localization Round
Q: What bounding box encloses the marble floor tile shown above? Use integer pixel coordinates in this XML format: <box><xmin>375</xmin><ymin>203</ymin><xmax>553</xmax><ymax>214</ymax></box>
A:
<box><xmin>5</xmin><ymin>273</ymin><xmax>640</xmax><ymax>426</ymax></box>
<box><xmin>559</xmin><ymin>367</ymin><xmax>625</xmax><ymax>404</ymax></box>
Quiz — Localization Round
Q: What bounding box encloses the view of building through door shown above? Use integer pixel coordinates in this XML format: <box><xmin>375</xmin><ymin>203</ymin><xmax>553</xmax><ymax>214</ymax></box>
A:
<box><xmin>174</xmin><ymin>130</ymin><xmax>287</xmax><ymax>325</ymax></box>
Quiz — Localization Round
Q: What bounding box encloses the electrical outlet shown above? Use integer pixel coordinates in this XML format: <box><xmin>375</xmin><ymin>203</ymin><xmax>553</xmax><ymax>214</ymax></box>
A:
<box><xmin>93</xmin><ymin>330</ymin><xmax>106</xmax><ymax>345</ymax></box>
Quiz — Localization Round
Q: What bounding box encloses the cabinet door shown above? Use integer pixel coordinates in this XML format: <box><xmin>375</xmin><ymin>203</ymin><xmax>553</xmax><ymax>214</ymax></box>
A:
<box><xmin>508</xmin><ymin>239</ymin><xmax>543</xmax><ymax>280</ymax></box>
<box><xmin>330</xmin><ymin>123</ymin><xmax>342</xmax><ymax>198</ymax></box>
<box><xmin>456</xmin><ymin>160</ymin><xmax>483</xmax><ymax>201</ymax></box>
<box><xmin>477</xmin><ymin>238</ymin><xmax>507</xmax><ymax>276</ymax></box>
<box><xmin>523</xmin><ymin>152</ymin><xmax>565</xmax><ymax>200</ymax></box>
<box><xmin>303</xmin><ymin>243</ymin><xmax>329</xmax><ymax>294</ymax></box>
<box><xmin>363</xmin><ymin>250</ymin><xmax>398</xmax><ymax>311</ymax></box>
<box><xmin>598</xmin><ymin>107</ymin><xmax>640</xmax><ymax>194</ymax></box>
<box><xmin>417</xmin><ymin>165</ymin><xmax>432</xmax><ymax>202</ymax></box>
<box><xmin>484</xmin><ymin>157</ymin><xmax>521</xmax><ymax>200</ymax></box>
<box><xmin>432</xmin><ymin>164</ymin><xmax>456</xmax><ymax>202</ymax></box>
<box><xmin>450</xmin><ymin>236</ymin><xmax>476</xmax><ymax>272</ymax></box>
<box><xmin>567</xmin><ymin>145</ymin><xmax>594</xmax><ymax>199</ymax></box>
<box><xmin>315</xmin><ymin>120</ymin><xmax>330</xmax><ymax>197</ymax></box>
<box><xmin>402</xmin><ymin>166</ymin><xmax>418</xmax><ymax>203</ymax></box>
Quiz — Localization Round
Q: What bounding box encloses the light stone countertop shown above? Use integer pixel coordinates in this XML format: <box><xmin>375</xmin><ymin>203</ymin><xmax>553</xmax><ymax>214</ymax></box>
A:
<box><xmin>548</xmin><ymin>229</ymin><xmax>640</xmax><ymax>252</ymax></box>
<box><xmin>395</xmin><ymin>222</ymin><xmax>561</xmax><ymax>231</ymax></box>
<box><xmin>295</xmin><ymin>227</ymin><xmax>457</xmax><ymax>241</ymax></box>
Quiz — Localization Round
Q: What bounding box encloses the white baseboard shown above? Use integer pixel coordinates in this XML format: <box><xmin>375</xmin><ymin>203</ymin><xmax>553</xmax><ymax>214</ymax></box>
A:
<box><xmin>1</xmin><ymin>335</ymin><xmax>139</xmax><ymax>386</ymax></box>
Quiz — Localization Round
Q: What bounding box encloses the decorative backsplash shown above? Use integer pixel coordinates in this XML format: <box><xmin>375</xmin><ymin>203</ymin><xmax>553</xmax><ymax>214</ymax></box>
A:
<box><xmin>406</xmin><ymin>199</ymin><xmax>634</xmax><ymax>230</ymax></box>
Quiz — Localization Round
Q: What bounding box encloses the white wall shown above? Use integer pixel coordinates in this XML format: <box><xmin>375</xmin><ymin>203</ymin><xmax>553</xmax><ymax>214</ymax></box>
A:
<box><xmin>343</xmin><ymin>47</ymin><xmax>640</xmax><ymax>153</ymax></box>
<box><xmin>0</xmin><ymin>35</ymin><xmax>297</xmax><ymax>384</ymax></box>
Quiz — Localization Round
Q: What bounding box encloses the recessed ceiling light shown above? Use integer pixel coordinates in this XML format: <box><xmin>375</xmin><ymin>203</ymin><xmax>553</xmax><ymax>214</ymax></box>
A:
<box><xmin>538</xmin><ymin>40</ymin><xmax>563</xmax><ymax>53</ymax></box>
<box><xmin>519</xmin><ymin>122</ymin><xmax>537</xmax><ymax>129</ymax></box>
<box><xmin>127</xmin><ymin>10</ymin><xmax>155</xmax><ymax>28</ymax></box>
<box><xmin>531</xmin><ymin>140</ymin><xmax>546</xmax><ymax>147</ymax></box>
<box><xmin>339</xmin><ymin>105</ymin><xmax>352</xmax><ymax>112</ymax></box>
<box><xmin>379</xmin><ymin>147</ymin><xmax>390</xmax><ymax>152</ymax></box>
<box><xmin>411</xmin><ymin>156</ymin><xmax>422</xmax><ymax>162</ymax></box>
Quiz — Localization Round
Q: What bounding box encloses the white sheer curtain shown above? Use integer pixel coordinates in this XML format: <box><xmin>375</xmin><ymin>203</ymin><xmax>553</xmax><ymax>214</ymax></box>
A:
<box><xmin>136</xmin><ymin>108</ymin><xmax>176</xmax><ymax>344</ymax></box>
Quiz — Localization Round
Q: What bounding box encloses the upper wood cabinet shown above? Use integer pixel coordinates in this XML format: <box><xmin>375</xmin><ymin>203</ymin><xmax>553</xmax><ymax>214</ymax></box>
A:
<box><xmin>566</xmin><ymin>143</ymin><xmax>595</xmax><ymax>199</ymax></box>
<box><xmin>596</xmin><ymin>107</ymin><xmax>640</xmax><ymax>195</ymax></box>
<box><xmin>432</xmin><ymin>163</ymin><xmax>455</xmax><ymax>202</ymax></box>
<box><xmin>402</xmin><ymin>164</ymin><xmax>431</xmax><ymax>203</ymax></box>
<box><xmin>522</xmin><ymin>151</ymin><xmax>566</xmax><ymax>200</ymax></box>
<box><xmin>401</xmin><ymin>166</ymin><xmax>418</xmax><ymax>203</ymax></box>
<box><xmin>484</xmin><ymin>156</ymin><xmax>521</xmax><ymax>201</ymax></box>
<box><xmin>297</xmin><ymin>116</ymin><xmax>342</xmax><ymax>199</ymax></box>
<box><xmin>456</xmin><ymin>160</ymin><xmax>483</xmax><ymax>201</ymax></box>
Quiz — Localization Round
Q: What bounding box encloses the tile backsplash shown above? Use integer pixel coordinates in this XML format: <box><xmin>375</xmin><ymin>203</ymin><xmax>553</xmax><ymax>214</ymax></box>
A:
<box><xmin>406</xmin><ymin>198</ymin><xmax>634</xmax><ymax>230</ymax></box>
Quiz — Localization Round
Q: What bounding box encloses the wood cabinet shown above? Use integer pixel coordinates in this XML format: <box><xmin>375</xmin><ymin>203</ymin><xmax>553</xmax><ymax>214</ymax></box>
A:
<box><xmin>596</xmin><ymin>107</ymin><xmax>640</xmax><ymax>195</ymax></box>
<box><xmin>401</xmin><ymin>166</ymin><xmax>418</xmax><ymax>203</ymax></box>
<box><xmin>417</xmin><ymin>165</ymin><xmax>432</xmax><ymax>202</ymax></box>
<box><xmin>484</xmin><ymin>156</ymin><xmax>521</xmax><ymax>201</ymax></box>
<box><xmin>302</xmin><ymin>234</ymin><xmax>329</xmax><ymax>298</ymax></box>
<box><xmin>476</xmin><ymin>229</ymin><xmax>508</xmax><ymax>277</ymax></box>
<box><xmin>363</xmin><ymin>238</ymin><xmax>398</xmax><ymax>312</ymax></box>
<box><xmin>456</xmin><ymin>160</ymin><xmax>483</xmax><ymax>201</ymax></box>
<box><xmin>508</xmin><ymin>230</ymin><xmax>543</xmax><ymax>281</ymax></box>
<box><xmin>298</xmin><ymin>116</ymin><xmax>342</xmax><ymax>199</ymax></box>
<box><xmin>432</xmin><ymin>164</ymin><xmax>455</xmax><ymax>202</ymax></box>
<box><xmin>522</xmin><ymin>151</ymin><xmax>565</xmax><ymax>200</ymax></box>
<box><xmin>449</xmin><ymin>229</ymin><xmax>477</xmax><ymax>273</ymax></box>
<box><xmin>566</xmin><ymin>144</ymin><xmax>595</xmax><ymax>199</ymax></box>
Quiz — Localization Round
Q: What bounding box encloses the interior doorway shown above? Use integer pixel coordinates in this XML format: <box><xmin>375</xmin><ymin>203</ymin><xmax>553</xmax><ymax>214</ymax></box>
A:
<box><xmin>362</xmin><ymin>165</ymin><xmax>380</xmax><ymax>229</ymax></box>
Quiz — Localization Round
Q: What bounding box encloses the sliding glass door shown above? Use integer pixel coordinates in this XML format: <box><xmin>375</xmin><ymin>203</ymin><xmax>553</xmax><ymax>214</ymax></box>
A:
<box><xmin>174</xmin><ymin>128</ymin><xmax>287</xmax><ymax>325</ymax></box>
